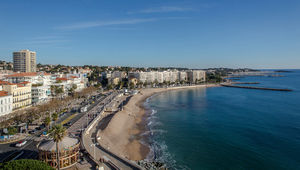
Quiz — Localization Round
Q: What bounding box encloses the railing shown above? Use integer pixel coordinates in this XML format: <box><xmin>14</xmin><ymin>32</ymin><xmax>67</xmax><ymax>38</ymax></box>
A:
<box><xmin>13</xmin><ymin>92</ymin><xmax>31</xmax><ymax>97</ymax></box>
<box><xmin>82</xmin><ymin>93</ymin><xmax>142</xmax><ymax>170</ymax></box>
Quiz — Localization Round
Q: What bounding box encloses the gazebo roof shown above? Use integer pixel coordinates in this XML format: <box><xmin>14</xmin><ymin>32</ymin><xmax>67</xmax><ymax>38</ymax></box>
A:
<box><xmin>39</xmin><ymin>136</ymin><xmax>79</xmax><ymax>152</ymax></box>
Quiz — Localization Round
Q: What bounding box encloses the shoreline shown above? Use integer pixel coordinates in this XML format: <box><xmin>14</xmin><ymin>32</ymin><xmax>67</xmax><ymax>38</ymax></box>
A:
<box><xmin>97</xmin><ymin>84</ymin><xmax>220</xmax><ymax>161</ymax></box>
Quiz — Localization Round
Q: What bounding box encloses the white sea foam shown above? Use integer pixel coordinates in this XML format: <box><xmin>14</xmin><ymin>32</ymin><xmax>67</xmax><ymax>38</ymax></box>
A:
<box><xmin>147</xmin><ymin>121</ymin><xmax>162</xmax><ymax>127</ymax></box>
<box><xmin>141</xmin><ymin>129</ymin><xmax>167</xmax><ymax>136</ymax></box>
<box><xmin>147</xmin><ymin>115</ymin><xmax>158</xmax><ymax>121</ymax></box>
<box><xmin>151</xmin><ymin>109</ymin><xmax>157</xmax><ymax>115</ymax></box>
<box><xmin>143</xmin><ymin>100</ymin><xmax>185</xmax><ymax>169</ymax></box>
<box><xmin>151</xmin><ymin>140</ymin><xmax>178</xmax><ymax>169</ymax></box>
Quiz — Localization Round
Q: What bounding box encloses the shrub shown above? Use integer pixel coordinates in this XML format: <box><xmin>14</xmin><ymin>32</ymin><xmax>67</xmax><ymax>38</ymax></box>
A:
<box><xmin>0</xmin><ymin>159</ymin><xmax>54</xmax><ymax>170</ymax></box>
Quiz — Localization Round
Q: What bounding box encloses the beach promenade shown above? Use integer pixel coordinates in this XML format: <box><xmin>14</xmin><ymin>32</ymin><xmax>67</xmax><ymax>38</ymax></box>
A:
<box><xmin>80</xmin><ymin>84</ymin><xmax>219</xmax><ymax>170</ymax></box>
<box><xmin>81</xmin><ymin>91</ymin><xmax>142</xmax><ymax>170</ymax></box>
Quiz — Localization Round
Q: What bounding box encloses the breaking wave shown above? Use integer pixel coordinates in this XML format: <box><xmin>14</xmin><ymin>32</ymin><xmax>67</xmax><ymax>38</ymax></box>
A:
<box><xmin>142</xmin><ymin>96</ymin><xmax>189</xmax><ymax>169</ymax></box>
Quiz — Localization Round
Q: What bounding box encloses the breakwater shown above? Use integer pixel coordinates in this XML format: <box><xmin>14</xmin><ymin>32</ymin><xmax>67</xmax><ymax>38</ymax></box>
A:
<box><xmin>221</xmin><ymin>84</ymin><xmax>292</xmax><ymax>91</ymax></box>
<box><xmin>231</xmin><ymin>82</ymin><xmax>260</xmax><ymax>85</ymax></box>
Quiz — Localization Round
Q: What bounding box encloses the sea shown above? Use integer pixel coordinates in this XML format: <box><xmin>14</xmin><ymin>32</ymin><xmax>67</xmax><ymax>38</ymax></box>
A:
<box><xmin>143</xmin><ymin>70</ymin><xmax>300</xmax><ymax>170</ymax></box>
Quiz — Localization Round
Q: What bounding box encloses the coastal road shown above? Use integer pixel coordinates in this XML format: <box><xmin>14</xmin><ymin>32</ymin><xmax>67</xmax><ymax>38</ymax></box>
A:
<box><xmin>0</xmin><ymin>138</ymin><xmax>39</xmax><ymax>162</ymax></box>
<box><xmin>82</xmin><ymin>93</ymin><xmax>141</xmax><ymax>170</ymax></box>
<box><xmin>0</xmin><ymin>92</ymin><xmax>109</xmax><ymax>163</ymax></box>
<box><xmin>67</xmin><ymin>92</ymin><xmax>119</xmax><ymax>170</ymax></box>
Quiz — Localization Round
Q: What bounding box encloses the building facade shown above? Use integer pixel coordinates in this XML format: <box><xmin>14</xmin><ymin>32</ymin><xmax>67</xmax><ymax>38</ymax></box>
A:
<box><xmin>13</xmin><ymin>49</ymin><xmax>36</xmax><ymax>72</ymax></box>
<box><xmin>5</xmin><ymin>72</ymin><xmax>52</xmax><ymax>105</ymax></box>
<box><xmin>128</xmin><ymin>70</ymin><xmax>206</xmax><ymax>84</ymax></box>
<box><xmin>187</xmin><ymin>70</ymin><xmax>206</xmax><ymax>83</ymax></box>
<box><xmin>0</xmin><ymin>91</ymin><xmax>13</xmax><ymax>116</ymax></box>
<box><xmin>1</xmin><ymin>81</ymin><xmax>32</xmax><ymax>111</ymax></box>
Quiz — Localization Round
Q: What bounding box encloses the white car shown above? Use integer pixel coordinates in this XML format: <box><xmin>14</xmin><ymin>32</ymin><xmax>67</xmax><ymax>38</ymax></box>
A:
<box><xmin>16</xmin><ymin>140</ymin><xmax>27</xmax><ymax>147</ymax></box>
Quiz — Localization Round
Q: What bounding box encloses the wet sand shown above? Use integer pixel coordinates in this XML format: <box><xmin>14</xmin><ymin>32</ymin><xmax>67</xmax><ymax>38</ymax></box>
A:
<box><xmin>97</xmin><ymin>84</ymin><xmax>219</xmax><ymax>161</ymax></box>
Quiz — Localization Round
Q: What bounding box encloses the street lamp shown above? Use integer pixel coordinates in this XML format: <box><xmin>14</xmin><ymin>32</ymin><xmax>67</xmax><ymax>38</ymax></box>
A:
<box><xmin>86</xmin><ymin>115</ymin><xmax>89</xmax><ymax>127</ymax></box>
<box><xmin>90</xmin><ymin>143</ymin><xmax>98</xmax><ymax>159</ymax></box>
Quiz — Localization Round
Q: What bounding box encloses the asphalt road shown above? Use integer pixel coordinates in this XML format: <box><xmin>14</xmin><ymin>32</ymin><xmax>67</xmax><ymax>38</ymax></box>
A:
<box><xmin>0</xmin><ymin>138</ymin><xmax>39</xmax><ymax>162</ymax></box>
<box><xmin>82</xmin><ymin>93</ymin><xmax>142</xmax><ymax>170</ymax></box>
<box><xmin>0</xmin><ymin>91</ymin><xmax>111</xmax><ymax>163</ymax></box>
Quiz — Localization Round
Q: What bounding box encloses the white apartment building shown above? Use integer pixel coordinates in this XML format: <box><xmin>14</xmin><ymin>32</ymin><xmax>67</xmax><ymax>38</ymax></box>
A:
<box><xmin>138</xmin><ymin>72</ymin><xmax>147</xmax><ymax>83</ymax></box>
<box><xmin>52</xmin><ymin>75</ymin><xmax>85</xmax><ymax>96</ymax></box>
<box><xmin>128</xmin><ymin>70</ymin><xmax>206</xmax><ymax>84</ymax></box>
<box><xmin>157</xmin><ymin>72</ymin><xmax>164</xmax><ymax>83</ymax></box>
<box><xmin>1</xmin><ymin>81</ymin><xmax>32</xmax><ymax>111</ymax></box>
<box><xmin>0</xmin><ymin>91</ymin><xmax>13</xmax><ymax>116</ymax></box>
<box><xmin>163</xmin><ymin>71</ymin><xmax>171</xmax><ymax>82</ymax></box>
<box><xmin>146</xmin><ymin>72</ymin><xmax>155</xmax><ymax>83</ymax></box>
<box><xmin>179</xmin><ymin>71</ymin><xmax>187</xmax><ymax>81</ymax></box>
<box><xmin>170</xmin><ymin>71</ymin><xmax>179</xmax><ymax>83</ymax></box>
<box><xmin>5</xmin><ymin>72</ymin><xmax>52</xmax><ymax>105</ymax></box>
<box><xmin>187</xmin><ymin>70</ymin><xmax>206</xmax><ymax>83</ymax></box>
<box><xmin>68</xmin><ymin>76</ymin><xmax>85</xmax><ymax>91</ymax></box>
<box><xmin>5</xmin><ymin>72</ymin><xmax>51</xmax><ymax>84</ymax></box>
<box><xmin>112</xmin><ymin>71</ymin><xmax>126</xmax><ymax>79</ymax></box>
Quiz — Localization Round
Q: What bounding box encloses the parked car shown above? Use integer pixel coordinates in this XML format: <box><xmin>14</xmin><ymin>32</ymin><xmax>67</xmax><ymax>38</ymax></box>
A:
<box><xmin>80</xmin><ymin>106</ymin><xmax>88</xmax><ymax>113</ymax></box>
<box><xmin>40</xmin><ymin>131</ymin><xmax>49</xmax><ymax>137</ymax></box>
<box><xmin>29</xmin><ymin>129</ymin><xmax>36</xmax><ymax>134</ymax></box>
<box><xmin>16</xmin><ymin>140</ymin><xmax>27</xmax><ymax>147</ymax></box>
<box><xmin>63</xmin><ymin>122</ymin><xmax>72</xmax><ymax>127</ymax></box>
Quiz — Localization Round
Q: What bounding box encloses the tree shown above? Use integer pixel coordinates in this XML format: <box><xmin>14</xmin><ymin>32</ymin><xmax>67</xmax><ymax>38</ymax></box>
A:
<box><xmin>0</xmin><ymin>159</ymin><xmax>54</xmax><ymax>170</ymax></box>
<box><xmin>55</xmin><ymin>87</ymin><xmax>64</xmax><ymax>95</ymax></box>
<box><xmin>7</xmin><ymin>126</ymin><xmax>17</xmax><ymax>135</ymax></box>
<box><xmin>129</xmin><ymin>82</ymin><xmax>135</xmax><ymax>89</ymax></box>
<box><xmin>137</xmin><ymin>81</ymin><xmax>143</xmax><ymax>88</ymax></box>
<box><xmin>107</xmin><ymin>84</ymin><xmax>113</xmax><ymax>90</ymax></box>
<box><xmin>52</xmin><ymin>113</ymin><xmax>58</xmax><ymax>123</ymax></box>
<box><xmin>68</xmin><ymin>84</ymin><xmax>77</xmax><ymax>96</ymax></box>
<box><xmin>49</xmin><ymin>124</ymin><xmax>66</xmax><ymax>170</ymax></box>
<box><xmin>44</xmin><ymin>116</ymin><xmax>51</xmax><ymax>130</ymax></box>
<box><xmin>72</xmin><ymin>84</ymin><xmax>77</xmax><ymax>90</ymax></box>
<box><xmin>50</xmin><ymin>85</ymin><xmax>56</xmax><ymax>96</ymax></box>
<box><xmin>119</xmin><ymin>81</ymin><xmax>124</xmax><ymax>89</ymax></box>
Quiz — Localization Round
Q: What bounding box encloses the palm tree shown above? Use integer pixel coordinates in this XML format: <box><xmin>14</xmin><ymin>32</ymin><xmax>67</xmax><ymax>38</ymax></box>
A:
<box><xmin>52</xmin><ymin>113</ymin><xmax>58</xmax><ymax>123</ymax></box>
<box><xmin>49</xmin><ymin>124</ymin><xmax>66</xmax><ymax>170</ymax></box>
<box><xmin>44</xmin><ymin>116</ymin><xmax>51</xmax><ymax>130</ymax></box>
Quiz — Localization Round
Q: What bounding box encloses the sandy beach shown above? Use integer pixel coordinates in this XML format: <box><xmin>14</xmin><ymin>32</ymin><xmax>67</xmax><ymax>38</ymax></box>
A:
<box><xmin>97</xmin><ymin>84</ymin><xmax>219</xmax><ymax>161</ymax></box>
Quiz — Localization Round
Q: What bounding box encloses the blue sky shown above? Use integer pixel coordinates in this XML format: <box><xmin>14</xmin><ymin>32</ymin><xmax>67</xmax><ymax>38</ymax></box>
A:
<box><xmin>0</xmin><ymin>0</ymin><xmax>299</xmax><ymax>69</ymax></box>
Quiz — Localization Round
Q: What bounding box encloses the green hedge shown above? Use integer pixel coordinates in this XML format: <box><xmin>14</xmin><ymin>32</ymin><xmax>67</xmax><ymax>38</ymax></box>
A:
<box><xmin>0</xmin><ymin>159</ymin><xmax>54</xmax><ymax>170</ymax></box>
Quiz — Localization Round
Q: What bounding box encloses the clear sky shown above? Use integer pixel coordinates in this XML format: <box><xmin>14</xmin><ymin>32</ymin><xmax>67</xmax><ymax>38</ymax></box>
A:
<box><xmin>0</xmin><ymin>0</ymin><xmax>299</xmax><ymax>69</ymax></box>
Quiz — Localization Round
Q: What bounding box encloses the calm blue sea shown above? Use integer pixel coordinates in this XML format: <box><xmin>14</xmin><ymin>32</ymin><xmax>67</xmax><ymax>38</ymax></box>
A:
<box><xmin>144</xmin><ymin>70</ymin><xmax>300</xmax><ymax>170</ymax></box>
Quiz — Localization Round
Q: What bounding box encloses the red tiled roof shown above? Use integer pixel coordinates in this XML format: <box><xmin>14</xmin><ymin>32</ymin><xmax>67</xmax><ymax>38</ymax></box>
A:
<box><xmin>56</xmin><ymin>77</ymin><xmax>68</xmax><ymax>81</ymax></box>
<box><xmin>0</xmin><ymin>81</ymin><xmax>30</xmax><ymax>87</ymax></box>
<box><xmin>70</xmin><ymin>76</ymin><xmax>78</xmax><ymax>79</ymax></box>
<box><xmin>0</xmin><ymin>91</ymin><xmax>9</xmax><ymax>97</ymax></box>
<box><xmin>18</xmin><ymin>81</ymin><xmax>31</xmax><ymax>84</ymax></box>
<box><xmin>0</xmin><ymin>80</ymin><xmax>16</xmax><ymax>85</ymax></box>
<box><xmin>16</xmin><ymin>81</ymin><xmax>31</xmax><ymax>87</ymax></box>
<box><xmin>5</xmin><ymin>72</ymin><xmax>51</xmax><ymax>77</ymax></box>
